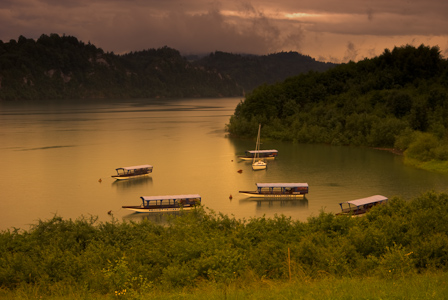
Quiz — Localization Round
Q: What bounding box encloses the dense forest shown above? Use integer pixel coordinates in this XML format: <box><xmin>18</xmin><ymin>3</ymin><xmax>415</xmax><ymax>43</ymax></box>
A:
<box><xmin>194</xmin><ymin>51</ymin><xmax>335</xmax><ymax>92</ymax></box>
<box><xmin>227</xmin><ymin>45</ymin><xmax>448</xmax><ymax>170</ymax></box>
<box><xmin>0</xmin><ymin>34</ymin><xmax>334</xmax><ymax>101</ymax></box>
<box><xmin>0</xmin><ymin>34</ymin><xmax>240</xmax><ymax>100</ymax></box>
<box><xmin>1</xmin><ymin>192</ymin><xmax>447</xmax><ymax>298</ymax></box>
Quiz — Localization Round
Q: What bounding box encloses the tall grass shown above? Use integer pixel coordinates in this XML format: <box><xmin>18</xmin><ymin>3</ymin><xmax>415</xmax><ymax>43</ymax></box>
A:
<box><xmin>1</xmin><ymin>272</ymin><xmax>446</xmax><ymax>299</ymax></box>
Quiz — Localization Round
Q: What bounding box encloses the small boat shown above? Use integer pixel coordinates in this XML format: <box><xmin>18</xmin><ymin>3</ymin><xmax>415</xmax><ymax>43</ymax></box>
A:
<box><xmin>239</xmin><ymin>183</ymin><xmax>309</xmax><ymax>198</ymax></box>
<box><xmin>337</xmin><ymin>195</ymin><xmax>388</xmax><ymax>216</ymax></box>
<box><xmin>122</xmin><ymin>194</ymin><xmax>201</xmax><ymax>213</ymax></box>
<box><xmin>238</xmin><ymin>150</ymin><xmax>279</xmax><ymax>161</ymax></box>
<box><xmin>252</xmin><ymin>159</ymin><xmax>267</xmax><ymax>170</ymax></box>
<box><xmin>111</xmin><ymin>164</ymin><xmax>153</xmax><ymax>180</ymax></box>
<box><xmin>252</xmin><ymin>124</ymin><xmax>267</xmax><ymax>170</ymax></box>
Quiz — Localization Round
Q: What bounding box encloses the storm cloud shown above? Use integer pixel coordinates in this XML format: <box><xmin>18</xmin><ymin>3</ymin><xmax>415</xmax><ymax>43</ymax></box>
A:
<box><xmin>1</xmin><ymin>0</ymin><xmax>447</xmax><ymax>62</ymax></box>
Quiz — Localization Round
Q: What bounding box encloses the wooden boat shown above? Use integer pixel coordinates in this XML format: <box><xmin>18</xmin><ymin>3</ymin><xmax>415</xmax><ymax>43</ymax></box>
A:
<box><xmin>238</xmin><ymin>150</ymin><xmax>278</xmax><ymax>161</ymax></box>
<box><xmin>122</xmin><ymin>194</ymin><xmax>201</xmax><ymax>213</ymax></box>
<box><xmin>111</xmin><ymin>164</ymin><xmax>153</xmax><ymax>180</ymax></box>
<box><xmin>252</xmin><ymin>124</ymin><xmax>267</xmax><ymax>170</ymax></box>
<box><xmin>239</xmin><ymin>183</ymin><xmax>309</xmax><ymax>198</ymax></box>
<box><xmin>337</xmin><ymin>195</ymin><xmax>388</xmax><ymax>216</ymax></box>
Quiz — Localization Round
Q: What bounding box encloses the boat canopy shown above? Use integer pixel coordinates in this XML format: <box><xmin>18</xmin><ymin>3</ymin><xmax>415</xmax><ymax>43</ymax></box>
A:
<box><xmin>341</xmin><ymin>195</ymin><xmax>388</xmax><ymax>207</ymax></box>
<box><xmin>141</xmin><ymin>194</ymin><xmax>201</xmax><ymax>202</ymax></box>
<box><xmin>256</xmin><ymin>183</ymin><xmax>308</xmax><ymax>188</ymax></box>
<box><xmin>117</xmin><ymin>164</ymin><xmax>153</xmax><ymax>171</ymax></box>
<box><xmin>246</xmin><ymin>150</ymin><xmax>278</xmax><ymax>154</ymax></box>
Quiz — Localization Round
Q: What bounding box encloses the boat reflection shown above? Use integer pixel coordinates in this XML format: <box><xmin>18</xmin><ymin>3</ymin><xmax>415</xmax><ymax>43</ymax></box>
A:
<box><xmin>112</xmin><ymin>177</ymin><xmax>153</xmax><ymax>190</ymax></box>
<box><xmin>254</xmin><ymin>198</ymin><xmax>308</xmax><ymax>209</ymax></box>
<box><xmin>240</xmin><ymin>197</ymin><xmax>308</xmax><ymax>210</ymax></box>
<box><xmin>122</xmin><ymin>211</ymin><xmax>189</xmax><ymax>225</ymax></box>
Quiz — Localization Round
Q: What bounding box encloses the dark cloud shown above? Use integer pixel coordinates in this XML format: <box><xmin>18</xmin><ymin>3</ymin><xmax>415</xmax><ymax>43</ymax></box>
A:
<box><xmin>0</xmin><ymin>0</ymin><xmax>447</xmax><ymax>62</ymax></box>
<box><xmin>343</xmin><ymin>41</ymin><xmax>358</xmax><ymax>62</ymax></box>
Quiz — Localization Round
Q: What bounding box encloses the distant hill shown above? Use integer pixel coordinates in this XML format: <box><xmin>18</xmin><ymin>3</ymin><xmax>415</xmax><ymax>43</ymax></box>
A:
<box><xmin>194</xmin><ymin>51</ymin><xmax>336</xmax><ymax>92</ymax></box>
<box><xmin>0</xmin><ymin>34</ymin><xmax>335</xmax><ymax>101</ymax></box>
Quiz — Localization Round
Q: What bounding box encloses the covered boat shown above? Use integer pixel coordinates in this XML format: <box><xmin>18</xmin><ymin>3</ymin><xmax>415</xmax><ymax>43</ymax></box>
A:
<box><xmin>111</xmin><ymin>164</ymin><xmax>153</xmax><ymax>180</ymax></box>
<box><xmin>239</xmin><ymin>183</ymin><xmax>309</xmax><ymax>198</ymax></box>
<box><xmin>238</xmin><ymin>150</ymin><xmax>278</xmax><ymax>161</ymax></box>
<box><xmin>337</xmin><ymin>195</ymin><xmax>388</xmax><ymax>216</ymax></box>
<box><xmin>122</xmin><ymin>194</ymin><xmax>201</xmax><ymax>213</ymax></box>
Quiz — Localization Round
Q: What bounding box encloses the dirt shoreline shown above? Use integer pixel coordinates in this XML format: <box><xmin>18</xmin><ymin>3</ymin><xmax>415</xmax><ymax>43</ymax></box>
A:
<box><xmin>373</xmin><ymin>147</ymin><xmax>404</xmax><ymax>155</ymax></box>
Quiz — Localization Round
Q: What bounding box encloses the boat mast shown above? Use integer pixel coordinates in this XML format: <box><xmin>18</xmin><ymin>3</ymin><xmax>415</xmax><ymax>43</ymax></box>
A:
<box><xmin>253</xmin><ymin>124</ymin><xmax>261</xmax><ymax>164</ymax></box>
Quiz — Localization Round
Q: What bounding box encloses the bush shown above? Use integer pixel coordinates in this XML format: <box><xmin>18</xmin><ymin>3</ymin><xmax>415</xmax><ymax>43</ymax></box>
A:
<box><xmin>2</xmin><ymin>192</ymin><xmax>448</xmax><ymax>296</ymax></box>
<box><xmin>405</xmin><ymin>132</ymin><xmax>438</xmax><ymax>161</ymax></box>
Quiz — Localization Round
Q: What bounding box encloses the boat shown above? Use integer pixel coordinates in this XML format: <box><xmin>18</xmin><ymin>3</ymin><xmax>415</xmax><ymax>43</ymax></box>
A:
<box><xmin>252</xmin><ymin>124</ymin><xmax>267</xmax><ymax>170</ymax></box>
<box><xmin>122</xmin><ymin>194</ymin><xmax>201</xmax><ymax>213</ymax></box>
<box><xmin>111</xmin><ymin>164</ymin><xmax>153</xmax><ymax>180</ymax></box>
<box><xmin>238</xmin><ymin>150</ymin><xmax>279</xmax><ymax>161</ymax></box>
<box><xmin>239</xmin><ymin>183</ymin><xmax>309</xmax><ymax>198</ymax></box>
<box><xmin>337</xmin><ymin>195</ymin><xmax>388</xmax><ymax>216</ymax></box>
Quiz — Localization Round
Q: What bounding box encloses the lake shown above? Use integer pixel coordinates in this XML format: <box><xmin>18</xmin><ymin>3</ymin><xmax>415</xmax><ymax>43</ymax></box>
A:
<box><xmin>1</xmin><ymin>97</ymin><xmax>448</xmax><ymax>231</ymax></box>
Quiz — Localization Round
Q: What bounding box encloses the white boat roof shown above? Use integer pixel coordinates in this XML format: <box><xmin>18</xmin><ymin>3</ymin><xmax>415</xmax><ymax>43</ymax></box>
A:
<box><xmin>256</xmin><ymin>183</ymin><xmax>308</xmax><ymax>188</ymax></box>
<box><xmin>247</xmin><ymin>150</ymin><xmax>278</xmax><ymax>154</ymax></box>
<box><xmin>342</xmin><ymin>195</ymin><xmax>388</xmax><ymax>207</ymax></box>
<box><xmin>141</xmin><ymin>194</ymin><xmax>201</xmax><ymax>201</ymax></box>
<box><xmin>117</xmin><ymin>164</ymin><xmax>153</xmax><ymax>170</ymax></box>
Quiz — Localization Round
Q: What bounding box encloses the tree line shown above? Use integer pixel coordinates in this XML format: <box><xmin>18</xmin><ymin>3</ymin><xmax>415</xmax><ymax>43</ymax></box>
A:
<box><xmin>0</xmin><ymin>34</ymin><xmax>333</xmax><ymax>101</ymax></box>
<box><xmin>0</xmin><ymin>34</ymin><xmax>241</xmax><ymax>100</ymax></box>
<box><xmin>227</xmin><ymin>45</ymin><xmax>448</xmax><ymax>169</ymax></box>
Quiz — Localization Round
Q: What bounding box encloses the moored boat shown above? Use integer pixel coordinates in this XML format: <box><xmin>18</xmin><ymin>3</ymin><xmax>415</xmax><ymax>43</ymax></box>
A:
<box><xmin>239</xmin><ymin>183</ymin><xmax>309</xmax><ymax>198</ymax></box>
<box><xmin>252</xmin><ymin>159</ymin><xmax>267</xmax><ymax>170</ymax></box>
<box><xmin>337</xmin><ymin>195</ymin><xmax>388</xmax><ymax>216</ymax></box>
<box><xmin>238</xmin><ymin>150</ymin><xmax>279</xmax><ymax>161</ymax></box>
<box><xmin>111</xmin><ymin>164</ymin><xmax>153</xmax><ymax>180</ymax></box>
<box><xmin>122</xmin><ymin>194</ymin><xmax>201</xmax><ymax>213</ymax></box>
<box><xmin>252</xmin><ymin>124</ymin><xmax>267</xmax><ymax>170</ymax></box>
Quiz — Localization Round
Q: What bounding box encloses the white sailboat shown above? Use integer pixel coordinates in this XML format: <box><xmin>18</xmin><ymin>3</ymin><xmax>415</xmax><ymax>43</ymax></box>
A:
<box><xmin>252</xmin><ymin>124</ymin><xmax>267</xmax><ymax>170</ymax></box>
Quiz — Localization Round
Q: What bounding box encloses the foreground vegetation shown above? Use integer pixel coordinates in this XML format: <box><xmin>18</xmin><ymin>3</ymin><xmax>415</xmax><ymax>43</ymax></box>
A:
<box><xmin>1</xmin><ymin>272</ymin><xmax>447</xmax><ymax>299</ymax></box>
<box><xmin>1</xmin><ymin>191</ymin><xmax>448</xmax><ymax>299</ymax></box>
<box><xmin>227</xmin><ymin>45</ymin><xmax>448</xmax><ymax>171</ymax></box>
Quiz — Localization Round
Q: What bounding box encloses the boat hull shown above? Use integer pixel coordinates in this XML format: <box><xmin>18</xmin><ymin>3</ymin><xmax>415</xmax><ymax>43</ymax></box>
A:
<box><xmin>252</xmin><ymin>161</ymin><xmax>267</xmax><ymax>170</ymax></box>
<box><xmin>112</xmin><ymin>173</ymin><xmax>151</xmax><ymax>180</ymax></box>
<box><xmin>239</xmin><ymin>156</ymin><xmax>276</xmax><ymax>161</ymax></box>
<box><xmin>122</xmin><ymin>206</ymin><xmax>196</xmax><ymax>213</ymax></box>
<box><xmin>239</xmin><ymin>191</ymin><xmax>305</xmax><ymax>198</ymax></box>
<box><xmin>336</xmin><ymin>211</ymin><xmax>365</xmax><ymax>217</ymax></box>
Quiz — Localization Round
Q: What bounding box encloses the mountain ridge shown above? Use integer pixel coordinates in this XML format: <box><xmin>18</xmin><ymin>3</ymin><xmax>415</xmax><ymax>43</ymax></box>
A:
<box><xmin>0</xmin><ymin>33</ymin><xmax>335</xmax><ymax>101</ymax></box>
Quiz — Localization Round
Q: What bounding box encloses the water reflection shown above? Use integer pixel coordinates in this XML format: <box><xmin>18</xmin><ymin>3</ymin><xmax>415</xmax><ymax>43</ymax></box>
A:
<box><xmin>239</xmin><ymin>197</ymin><xmax>309</xmax><ymax>209</ymax></box>
<box><xmin>111</xmin><ymin>177</ymin><xmax>153</xmax><ymax>190</ymax></box>
<box><xmin>122</xmin><ymin>211</ymin><xmax>188</xmax><ymax>225</ymax></box>
<box><xmin>255</xmin><ymin>198</ymin><xmax>308</xmax><ymax>209</ymax></box>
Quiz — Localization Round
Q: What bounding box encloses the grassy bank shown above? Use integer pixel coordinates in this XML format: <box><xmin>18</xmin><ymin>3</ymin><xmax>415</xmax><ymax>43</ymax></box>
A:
<box><xmin>1</xmin><ymin>271</ymin><xmax>446</xmax><ymax>299</ymax></box>
<box><xmin>404</xmin><ymin>156</ymin><xmax>448</xmax><ymax>173</ymax></box>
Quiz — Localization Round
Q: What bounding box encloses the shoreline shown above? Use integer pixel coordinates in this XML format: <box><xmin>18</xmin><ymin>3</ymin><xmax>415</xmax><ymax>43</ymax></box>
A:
<box><xmin>373</xmin><ymin>147</ymin><xmax>403</xmax><ymax>155</ymax></box>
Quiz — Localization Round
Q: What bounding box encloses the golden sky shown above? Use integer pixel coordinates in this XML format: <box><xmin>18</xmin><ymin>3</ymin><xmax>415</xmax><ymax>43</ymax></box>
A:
<box><xmin>1</xmin><ymin>0</ymin><xmax>447</xmax><ymax>63</ymax></box>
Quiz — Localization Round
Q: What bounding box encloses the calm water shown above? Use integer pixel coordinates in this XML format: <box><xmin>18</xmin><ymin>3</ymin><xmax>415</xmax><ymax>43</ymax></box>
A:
<box><xmin>1</xmin><ymin>97</ymin><xmax>448</xmax><ymax>231</ymax></box>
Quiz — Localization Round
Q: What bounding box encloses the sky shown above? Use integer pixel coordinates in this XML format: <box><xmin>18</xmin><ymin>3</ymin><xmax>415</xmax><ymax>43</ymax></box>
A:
<box><xmin>1</xmin><ymin>0</ymin><xmax>447</xmax><ymax>63</ymax></box>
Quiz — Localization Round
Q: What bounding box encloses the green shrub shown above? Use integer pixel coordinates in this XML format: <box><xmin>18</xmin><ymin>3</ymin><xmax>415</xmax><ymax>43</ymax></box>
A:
<box><xmin>405</xmin><ymin>132</ymin><xmax>438</xmax><ymax>161</ymax></box>
<box><xmin>2</xmin><ymin>192</ymin><xmax>448</xmax><ymax>297</ymax></box>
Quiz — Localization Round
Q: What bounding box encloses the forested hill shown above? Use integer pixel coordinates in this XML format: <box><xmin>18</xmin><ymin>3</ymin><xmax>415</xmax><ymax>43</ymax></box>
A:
<box><xmin>0</xmin><ymin>34</ymin><xmax>334</xmax><ymax>101</ymax></box>
<box><xmin>194</xmin><ymin>51</ymin><xmax>336</xmax><ymax>92</ymax></box>
<box><xmin>0</xmin><ymin>34</ymin><xmax>241</xmax><ymax>100</ymax></box>
<box><xmin>227</xmin><ymin>45</ymin><xmax>448</xmax><ymax>170</ymax></box>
